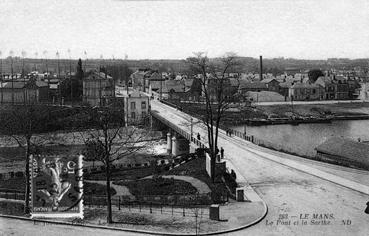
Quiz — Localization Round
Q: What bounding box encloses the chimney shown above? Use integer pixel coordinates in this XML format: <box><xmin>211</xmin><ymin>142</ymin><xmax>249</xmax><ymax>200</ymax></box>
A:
<box><xmin>259</xmin><ymin>55</ymin><xmax>263</xmax><ymax>81</ymax></box>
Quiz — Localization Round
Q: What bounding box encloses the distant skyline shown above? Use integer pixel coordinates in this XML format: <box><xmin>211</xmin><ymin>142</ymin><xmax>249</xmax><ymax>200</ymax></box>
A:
<box><xmin>1</xmin><ymin>0</ymin><xmax>369</xmax><ymax>60</ymax></box>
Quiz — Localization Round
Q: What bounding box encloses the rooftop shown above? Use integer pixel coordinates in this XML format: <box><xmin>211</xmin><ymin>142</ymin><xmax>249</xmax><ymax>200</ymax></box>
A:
<box><xmin>239</xmin><ymin>82</ymin><xmax>267</xmax><ymax>90</ymax></box>
<box><xmin>86</xmin><ymin>71</ymin><xmax>113</xmax><ymax>80</ymax></box>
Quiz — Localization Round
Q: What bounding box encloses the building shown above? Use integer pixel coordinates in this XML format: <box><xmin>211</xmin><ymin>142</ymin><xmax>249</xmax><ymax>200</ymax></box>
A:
<box><xmin>278</xmin><ymin>82</ymin><xmax>293</xmax><ymax>99</ymax></box>
<box><xmin>288</xmin><ymin>82</ymin><xmax>323</xmax><ymax>101</ymax></box>
<box><xmin>117</xmin><ymin>89</ymin><xmax>150</xmax><ymax>125</ymax></box>
<box><xmin>261</xmin><ymin>78</ymin><xmax>280</xmax><ymax>92</ymax></box>
<box><xmin>0</xmin><ymin>79</ymin><xmax>49</xmax><ymax>104</ymax></box>
<box><xmin>83</xmin><ymin>72</ymin><xmax>115</xmax><ymax>106</ymax></box>
<box><xmin>238</xmin><ymin>81</ymin><xmax>267</xmax><ymax>94</ymax></box>
<box><xmin>206</xmin><ymin>77</ymin><xmax>235</xmax><ymax>102</ymax></box>
<box><xmin>347</xmin><ymin>77</ymin><xmax>361</xmax><ymax>99</ymax></box>
<box><xmin>329</xmin><ymin>75</ymin><xmax>349</xmax><ymax>100</ymax></box>
<box><xmin>315</xmin><ymin>137</ymin><xmax>369</xmax><ymax>169</ymax></box>
<box><xmin>359</xmin><ymin>81</ymin><xmax>369</xmax><ymax>100</ymax></box>
<box><xmin>315</xmin><ymin>76</ymin><xmax>337</xmax><ymax>100</ymax></box>
<box><xmin>130</xmin><ymin>69</ymin><xmax>162</xmax><ymax>93</ymax></box>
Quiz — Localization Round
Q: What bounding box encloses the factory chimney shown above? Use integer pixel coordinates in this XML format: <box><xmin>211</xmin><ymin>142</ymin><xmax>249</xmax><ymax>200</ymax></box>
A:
<box><xmin>259</xmin><ymin>55</ymin><xmax>263</xmax><ymax>81</ymax></box>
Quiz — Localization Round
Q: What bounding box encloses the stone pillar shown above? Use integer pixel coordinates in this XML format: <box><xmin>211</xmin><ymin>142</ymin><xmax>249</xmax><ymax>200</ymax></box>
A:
<box><xmin>167</xmin><ymin>132</ymin><xmax>172</xmax><ymax>154</ymax></box>
<box><xmin>172</xmin><ymin>137</ymin><xmax>189</xmax><ymax>156</ymax></box>
<box><xmin>189</xmin><ymin>143</ymin><xmax>197</xmax><ymax>153</ymax></box>
<box><xmin>171</xmin><ymin>136</ymin><xmax>178</xmax><ymax>156</ymax></box>
<box><xmin>209</xmin><ymin>204</ymin><xmax>220</xmax><ymax>221</ymax></box>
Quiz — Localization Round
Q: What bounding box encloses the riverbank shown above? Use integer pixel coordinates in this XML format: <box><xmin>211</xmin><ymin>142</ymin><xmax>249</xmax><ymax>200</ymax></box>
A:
<box><xmin>177</xmin><ymin>101</ymin><xmax>369</xmax><ymax>126</ymax></box>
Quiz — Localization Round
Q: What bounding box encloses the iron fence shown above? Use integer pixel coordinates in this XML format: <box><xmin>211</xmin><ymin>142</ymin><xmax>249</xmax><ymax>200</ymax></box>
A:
<box><xmin>0</xmin><ymin>188</ymin><xmax>25</xmax><ymax>200</ymax></box>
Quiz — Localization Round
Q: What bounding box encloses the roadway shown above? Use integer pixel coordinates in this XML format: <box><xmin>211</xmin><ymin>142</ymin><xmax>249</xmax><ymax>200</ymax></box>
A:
<box><xmin>151</xmin><ymin>100</ymin><xmax>369</xmax><ymax>236</ymax></box>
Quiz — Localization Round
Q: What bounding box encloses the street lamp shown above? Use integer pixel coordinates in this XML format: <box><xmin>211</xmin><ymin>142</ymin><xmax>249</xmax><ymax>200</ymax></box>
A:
<box><xmin>9</xmin><ymin>50</ymin><xmax>14</xmax><ymax>105</ymax></box>
<box><xmin>190</xmin><ymin>117</ymin><xmax>193</xmax><ymax>138</ymax></box>
<box><xmin>68</xmin><ymin>49</ymin><xmax>72</xmax><ymax>106</ymax></box>
<box><xmin>21</xmin><ymin>50</ymin><xmax>26</xmax><ymax>104</ymax></box>
<box><xmin>56</xmin><ymin>51</ymin><xmax>61</xmax><ymax>105</ymax></box>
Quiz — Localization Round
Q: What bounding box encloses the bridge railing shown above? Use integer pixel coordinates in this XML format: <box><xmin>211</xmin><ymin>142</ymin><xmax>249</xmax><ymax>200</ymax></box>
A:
<box><xmin>151</xmin><ymin>110</ymin><xmax>207</xmax><ymax>149</ymax></box>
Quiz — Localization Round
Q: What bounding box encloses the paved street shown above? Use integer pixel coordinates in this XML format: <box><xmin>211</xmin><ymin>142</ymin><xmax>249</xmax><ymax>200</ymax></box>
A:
<box><xmin>151</xmin><ymin>100</ymin><xmax>369</xmax><ymax>236</ymax></box>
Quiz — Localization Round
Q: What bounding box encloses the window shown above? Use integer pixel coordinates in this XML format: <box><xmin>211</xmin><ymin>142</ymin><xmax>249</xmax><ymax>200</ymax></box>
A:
<box><xmin>141</xmin><ymin>101</ymin><xmax>146</xmax><ymax>110</ymax></box>
<box><xmin>131</xmin><ymin>112</ymin><xmax>136</xmax><ymax>120</ymax></box>
<box><xmin>131</xmin><ymin>101</ymin><xmax>136</xmax><ymax>110</ymax></box>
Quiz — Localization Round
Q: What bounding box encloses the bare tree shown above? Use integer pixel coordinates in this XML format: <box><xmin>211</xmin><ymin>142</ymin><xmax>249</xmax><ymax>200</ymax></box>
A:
<box><xmin>81</xmin><ymin>106</ymin><xmax>152</xmax><ymax>223</ymax></box>
<box><xmin>0</xmin><ymin>104</ymin><xmax>57</xmax><ymax>214</ymax></box>
<box><xmin>186</xmin><ymin>52</ymin><xmax>238</xmax><ymax>182</ymax></box>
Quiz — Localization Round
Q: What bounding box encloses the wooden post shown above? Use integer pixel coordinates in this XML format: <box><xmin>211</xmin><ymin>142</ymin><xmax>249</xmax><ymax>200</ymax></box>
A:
<box><xmin>118</xmin><ymin>196</ymin><xmax>121</xmax><ymax>210</ymax></box>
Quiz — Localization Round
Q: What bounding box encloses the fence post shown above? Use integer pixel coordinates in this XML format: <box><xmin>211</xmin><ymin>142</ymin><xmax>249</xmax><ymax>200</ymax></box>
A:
<box><xmin>183</xmin><ymin>206</ymin><xmax>185</xmax><ymax>217</ymax></box>
<box><xmin>150</xmin><ymin>203</ymin><xmax>152</xmax><ymax>213</ymax></box>
<box><xmin>118</xmin><ymin>196</ymin><xmax>121</xmax><ymax>210</ymax></box>
<box><xmin>172</xmin><ymin>205</ymin><xmax>174</xmax><ymax>215</ymax></box>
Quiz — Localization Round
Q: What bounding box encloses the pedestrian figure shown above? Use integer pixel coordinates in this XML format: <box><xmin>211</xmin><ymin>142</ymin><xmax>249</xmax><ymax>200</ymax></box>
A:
<box><xmin>231</xmin><ymin>169</ymin><xmax>237</xmax><ymax>180</ymax></box>
<box><xmin>215</xmin><ymin>147</ymin><xmax>219</xmax><ymax>155</ymax></box>
<box><xmin>220</xmin><ymin>147</ymin><xmax>224</xmax><ymax>159</ymax></box>
<box><xmin>229</xmin><ymin>129</ymin><xmax>233</xmax><ymax>137</ymax></box>
<box><xmin>197</xmin><ymin>133</ymin><xmax>201</xmax><ymax>140</ymax></box>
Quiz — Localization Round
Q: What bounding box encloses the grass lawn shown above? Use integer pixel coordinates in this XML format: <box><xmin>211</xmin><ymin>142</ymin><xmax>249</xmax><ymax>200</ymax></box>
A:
<box><xmin>165</xmin><ymin>157</ymin><xmax>230</xmax><ymax>198</ymax></box>
<box><xmin>86</xmin><ymin>167</ymin><xmax>156</xmax><ymax>181</ymax></box>
<box><xmin>114</xmin><ymin>178</ymin><xmax>197</xmax><ymax>196</ymax></box>
<box><xmin>0</xmin><ymin>201</ymin><xmax>24</xmax><ymax>216</ymax></box>
<box><xmin>84</xmin><ymin>182</ymin><xmax>116</xmax><ymax>196</ymax></box>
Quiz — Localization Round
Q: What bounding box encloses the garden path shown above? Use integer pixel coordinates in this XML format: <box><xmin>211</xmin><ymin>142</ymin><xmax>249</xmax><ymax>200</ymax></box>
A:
<box><xmin>84</xmin><ymin>180</ymin><xmax>133</xmax><ymax>196</ymax></box>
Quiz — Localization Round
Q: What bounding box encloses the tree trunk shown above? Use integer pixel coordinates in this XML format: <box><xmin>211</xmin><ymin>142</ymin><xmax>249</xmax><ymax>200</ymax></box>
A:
<box><xmin>106</xmin><ymin>158</ymin><xmax>113</xmax><ymax>223</ymax></box>
<box><xmin>210</xmin><ymin>152</ymin><xmax>216</xmax><ymax>183</ymax></box>
<box><xmin>24</xmin><ymin>139</ymin><xmax>31</xmax><ymax>214</ymax></box>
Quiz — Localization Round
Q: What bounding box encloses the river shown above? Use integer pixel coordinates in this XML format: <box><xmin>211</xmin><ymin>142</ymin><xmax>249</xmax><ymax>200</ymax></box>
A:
<box><xmin>232</xmin><ymin>117</ymin><xmax>369</xmax><ymax>157</ymax></box>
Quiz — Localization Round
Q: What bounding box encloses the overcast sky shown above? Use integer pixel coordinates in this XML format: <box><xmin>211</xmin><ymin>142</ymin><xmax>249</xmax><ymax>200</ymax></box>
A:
<box><xmin>1</xmin><ymin>0</ymin><xmax>369</xmax><ymax>60</ymax></box>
